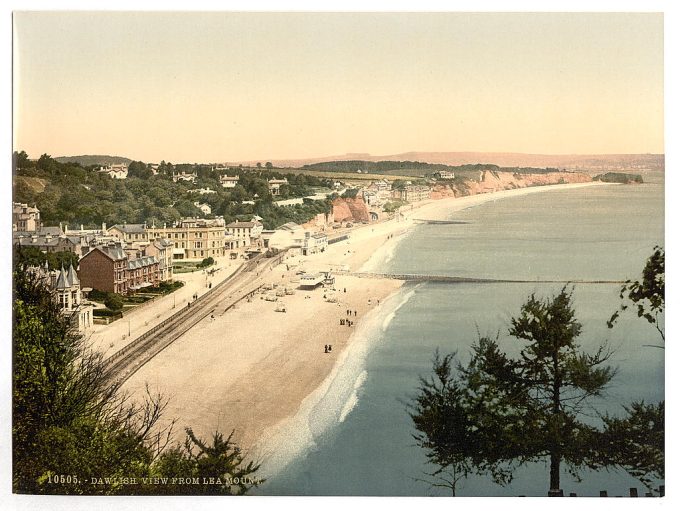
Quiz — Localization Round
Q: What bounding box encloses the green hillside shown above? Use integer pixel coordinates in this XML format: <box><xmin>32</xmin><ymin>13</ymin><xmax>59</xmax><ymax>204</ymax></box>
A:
<box><xmin>54</xmin><ymin>155</ymin><xmax>133</xmax><ymax>166</ymax></box>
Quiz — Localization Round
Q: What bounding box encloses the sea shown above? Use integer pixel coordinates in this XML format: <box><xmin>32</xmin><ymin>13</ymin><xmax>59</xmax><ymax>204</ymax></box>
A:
<box><xmin>256</xmin><ymin>173</ymin><xmax>665</xmax><ymax>497</ymax></box>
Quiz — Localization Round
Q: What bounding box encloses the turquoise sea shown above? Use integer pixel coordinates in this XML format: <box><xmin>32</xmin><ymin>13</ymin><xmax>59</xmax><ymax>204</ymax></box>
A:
<box><xmin>258</xmin><ymin>175</ymin><xmax>664</xmax><ymax>497</ymax></box>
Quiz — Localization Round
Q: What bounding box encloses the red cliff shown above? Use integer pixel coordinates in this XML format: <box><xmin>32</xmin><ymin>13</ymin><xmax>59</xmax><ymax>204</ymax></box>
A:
<box><xmin>332</xmin><ymin>197</ymin><xmax>370</xmax><ymax>223</ymax></box>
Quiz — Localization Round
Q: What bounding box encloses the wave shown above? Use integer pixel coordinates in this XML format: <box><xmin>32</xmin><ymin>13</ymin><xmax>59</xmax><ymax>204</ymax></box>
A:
<box><xmin>382</xmin><ymin>287</ymin><xmax>417</xmax><ymax>332</ymax></box>
<box><xmin>253</xmin><ymin>285</ymin><xmax>418</xmax><ymax>479</ymax></box>
<box><xmin>338</xmin><ymin>370</ymin><xmax>367</xmax><ymax>423</ymax></box>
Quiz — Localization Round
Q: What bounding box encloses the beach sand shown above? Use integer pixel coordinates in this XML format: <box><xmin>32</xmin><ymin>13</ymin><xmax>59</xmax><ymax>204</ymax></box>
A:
<box><xmin>120</xmin><ymin>182</ymin><xmax>611</xmax><ymax>456</ymax></box>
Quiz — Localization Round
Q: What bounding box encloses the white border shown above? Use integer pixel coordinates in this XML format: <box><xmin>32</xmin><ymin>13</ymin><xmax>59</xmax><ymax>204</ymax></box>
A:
<box><xmin>1</xmin><ymin>2</ymin><xmax>675</xmax><ymax>511</ymax></box>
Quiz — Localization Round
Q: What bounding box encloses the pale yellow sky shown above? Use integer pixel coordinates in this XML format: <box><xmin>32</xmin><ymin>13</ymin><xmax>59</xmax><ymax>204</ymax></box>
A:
<box><xmin>13</xmin><ymin>12</ymin><xmax>664</xmax><ymax>163</ymax></box>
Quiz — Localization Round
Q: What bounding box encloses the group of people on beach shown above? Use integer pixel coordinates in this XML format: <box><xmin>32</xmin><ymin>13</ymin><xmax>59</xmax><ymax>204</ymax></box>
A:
<box><xmin>324</xmin><ymin>344</ymin><xmax>333</xmax><ymax>353</ymax></box>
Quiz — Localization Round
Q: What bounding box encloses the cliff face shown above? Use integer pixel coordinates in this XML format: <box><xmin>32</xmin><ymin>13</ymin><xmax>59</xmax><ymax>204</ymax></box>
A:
<box><xmin>429</xmin><ymin>171</ymin><xmax>591</xmax><ymax>199</ymax></box>
<box><xmin>332</xmin><ymin>197</ymin><xmax>370</xmax><ymax>223</ymax></box>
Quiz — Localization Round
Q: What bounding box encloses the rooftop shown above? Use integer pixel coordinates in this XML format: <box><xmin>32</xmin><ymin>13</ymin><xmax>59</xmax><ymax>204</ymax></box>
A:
<box><xmin>109</xmin><ymin>223</ymin><xmax>146</xmax><ymax>234</ymax></box>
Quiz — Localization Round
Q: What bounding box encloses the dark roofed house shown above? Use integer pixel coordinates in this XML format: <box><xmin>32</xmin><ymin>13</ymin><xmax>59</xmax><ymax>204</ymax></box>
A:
<box><xmin>78</xmin><ymin>242</ymin><xmax>160</xmax><ymax>294</ymax></box>
<box><xmin>126</xmin><ymin>255</ymin><xmax>160</xmax><ymax>291</ymax></box>
<box><xmin>78</xmin><ymin>243</ymin><xmax>129</xmax><ymax>294</ymax></box>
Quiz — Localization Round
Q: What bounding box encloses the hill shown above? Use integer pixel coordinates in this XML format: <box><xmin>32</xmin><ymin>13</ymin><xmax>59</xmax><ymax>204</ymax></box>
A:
<box><xmin>226</xmin><ymin>152</ymin><xmax>664</xmax><ymax>171</ymax></box>
<box><xmin>54</xmin><ymin>155</ymin><xmax>133</xmax><ymax>166</ymax></box>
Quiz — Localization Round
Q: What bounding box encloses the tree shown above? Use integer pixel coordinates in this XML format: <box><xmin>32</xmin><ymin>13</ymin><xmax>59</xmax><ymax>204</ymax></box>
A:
<box><xmin>199</xmin><ymin>257</ymin><xmax>215</xmax><ymax>268</ymax></box>
<box><xmin>409</xmin><ymin>351</ymin><xmax>511</xmax><ymax>495</ymax></box>
<box><xmin>12</xmin><ymin>266</ymin><xmax>170</xmax><ymax>494</ymax></box>
<box><xmin>128</xmin><ymin>161</ymin><xmax>152</xmax><ymax>180</ymax></box>
<box><xmin>37</xmin><ymin>153</ymin><xmax>56</xmax><ymax>172</ymax></box>
<box><xmin>597</xmin><ymin>247</ymin><xmax>665</xmax><ymax>491</ymax></box>
<box><xmin>595</xmin><ymin>401</ymin><xmax>664</xmax><ymax>491</ymax></box>
<box><xmin>150</xmin><ymin>428</ymin><xmax>262</xmax><ymax>495</ymax></box>
<box><xmin>104</xmin><ymin>293</ymin><xmax>124</xmax><ymax>311</ymax></box>
<box><xmin>265</xmin><ymin>162</ymin><xmax>273</xmax><ymax>169</ymax></box>
<box><xmin>13</xmin><ymin>150</ymin><xmax>30</xmax><ymax>170</ymax></box>
<box><xmin>13</xmin><ymin>246</ymin><xmax>79</xmax><ymax>271</ymax></box>
<box><xmin>608</xmin><ymin>246</ymin><xmax>664</xmax><ymax>346</ymax></box>
<box><xmin>411</xmin><ymin>288</ymin><xmax>618</xmax><ymax>495</ymax></box>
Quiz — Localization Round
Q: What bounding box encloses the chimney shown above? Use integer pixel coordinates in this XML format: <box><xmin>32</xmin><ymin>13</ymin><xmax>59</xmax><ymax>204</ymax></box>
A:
<box><xmin>80</xmin><ymin>224</ymin><xmax>84</xmax><ymax>231</ymax></box>
<box><xmin>102</xmin><ymin>222</ymin><xmax>107</xmax><ymax>232</ymax></box>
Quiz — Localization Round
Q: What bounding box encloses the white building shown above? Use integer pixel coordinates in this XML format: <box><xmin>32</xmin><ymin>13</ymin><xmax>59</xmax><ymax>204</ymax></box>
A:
<box><xmin>434</xmin><ymin>170</ymin><xmax>456</xmax><ymax>180</ymax></box>
<box><xmin>173</xmin><ymin>171</ymin><xmax>197</xmax><ymax>183</ymax></box>
<box><xmin>98</xmin><ymin>163</ymin><xmax>129</xmax><ymax>179</ymax></box>
<box><xmin>12</xmin><ymin>202</ymin><xmax>41</xmax><ymax>232</ymax></box>
<box><xmin>267</xmin><ymin>222</ymin><xmax>305</xmax><ymax>250</ymax></box>
<box><xmin>302</xmin><ymin>232</ymin><xmax>328</xmax><ymax>256</ymax></box>
<box><xmin>268</xmin><ymin>178</ymin><xmax>288</xmax><ymax>196</ymax></box>
<box><xmin>193</xmin><ymin>202</ymin><xmax>212</xmax><ymax>215</ymax></box>
<box><xmin>225</xmin><ymin>219</ymin><xmax>264</xmax><ymax>249</ymax></box>
<box><xmin>188</xmin><ymin>188</ymin><xmax>217</xmax><ymax>195</ymax></box>
<box><xmin>220</xmin><ymin>175</ymin><xmax>240</xmax><ymax>189</ymax></box>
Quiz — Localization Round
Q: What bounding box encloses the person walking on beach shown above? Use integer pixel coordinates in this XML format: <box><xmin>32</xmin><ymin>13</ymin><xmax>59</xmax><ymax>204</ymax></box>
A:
<box><xmin>324</xmin><ymin>345</ymin><xmax>328</xmax><ymax>353</ymax></box>
<box><xmin>354</xmin><ymin>310</ymin><xmax>357</xmax><ymax>317</ymax></box>
<box><xmin>328</xmin><ymin>345</ymin><xmax>332</xmax><ymax>352</ymax></box>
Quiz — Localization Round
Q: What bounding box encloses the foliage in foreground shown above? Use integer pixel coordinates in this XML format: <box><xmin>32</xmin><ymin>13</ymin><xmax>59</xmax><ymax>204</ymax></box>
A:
<box><xmin>608</xmin><ymin>246</ymin><xmax>664</xmax><ymax>345</ymax></box>
<box><xmin>410</xmin><ymin>287</ymin><xmax>664</xmax><ymax>496</ymax></box>
<box><xmin>13</xmin><ymin>266</ymin><xmax>261</xmax><ymax>494</ymax></box>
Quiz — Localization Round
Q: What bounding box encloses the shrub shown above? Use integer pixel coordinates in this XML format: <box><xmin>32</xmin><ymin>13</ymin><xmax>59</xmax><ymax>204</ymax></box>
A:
<box><xmin>104</xmin><ymin>293</ymin><xmax>124</xmax><ymax>311</ymax></box>
<box><xmin>198</xmin><ymin>257</ymin><xmax>215</xmax><ymax>268</ymax></box>
<box><xmin>88</xmin><ymin>289</ymin><xmax>108</xmax><ymax>303</ymax></box>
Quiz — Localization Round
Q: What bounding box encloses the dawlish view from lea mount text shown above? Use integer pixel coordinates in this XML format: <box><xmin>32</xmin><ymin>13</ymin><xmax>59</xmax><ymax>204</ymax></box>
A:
<box><xmin>11</xmin><ymin>12</ymin><xmax>664</xmax><ymax>498</ymax></box>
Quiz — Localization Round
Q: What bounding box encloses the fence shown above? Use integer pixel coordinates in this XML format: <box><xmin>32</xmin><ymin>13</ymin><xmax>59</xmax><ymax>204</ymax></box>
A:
<box><xmin>541</xmin><ymin>485</ymin><xmax>664</xmax><ymax>497</ymax></box>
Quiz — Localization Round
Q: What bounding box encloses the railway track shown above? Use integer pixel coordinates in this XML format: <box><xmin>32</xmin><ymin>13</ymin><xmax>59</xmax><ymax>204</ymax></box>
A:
<box><xmin>103</xmin><ymin>251</ymin><xmax>286</xmax><ymax>386</ymax></box>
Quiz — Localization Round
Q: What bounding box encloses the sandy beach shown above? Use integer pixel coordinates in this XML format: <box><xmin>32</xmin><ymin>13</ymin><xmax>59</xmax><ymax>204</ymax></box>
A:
<box><xmin>119</xmin><ymin>181</ymin><xmax>611</xmax><ymax>459</ymax></box>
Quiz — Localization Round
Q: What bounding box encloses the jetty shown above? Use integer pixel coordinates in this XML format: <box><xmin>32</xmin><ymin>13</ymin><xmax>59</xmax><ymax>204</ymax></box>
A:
<box><xmin>412</xmin><ymin>219</ymin><xmax>470</xmax><ymax>225</ymax></box>
<box><xmin>344</xmin><ymin>271</ymin><xmax>625</xmax><ymax>285</ymax></box>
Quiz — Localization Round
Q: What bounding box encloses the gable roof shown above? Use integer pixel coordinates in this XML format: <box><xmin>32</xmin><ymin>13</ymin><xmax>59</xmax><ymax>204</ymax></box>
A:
<box><xmin>83</xmin><ymin>245</ymin><xmax>127</xmax><ymax>262</ymax></box>
<box><xmin>128</xmin><ymin>256</ymin><xmax>158</xmax><ymax>269</ymax></box>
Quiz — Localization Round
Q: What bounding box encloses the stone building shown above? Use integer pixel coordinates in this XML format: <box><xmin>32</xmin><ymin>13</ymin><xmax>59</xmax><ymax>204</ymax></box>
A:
<box><xmin>107</xmin><ymin>223</ymin><xmax>149</xmax><ymax>244</ymax></box>
<box><xmin>12</xmin><ymin>202</ymin><xmax>41</xmax><ymax>232</ymax></box>
<box><xmin>147</xmin><ymin>217</ymin><xmax>225</xmax><ymax>261</ymax></box>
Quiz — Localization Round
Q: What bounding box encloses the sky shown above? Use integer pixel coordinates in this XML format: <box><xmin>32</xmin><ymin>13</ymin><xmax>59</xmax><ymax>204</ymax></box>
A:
<box><xmin>13</xmin><ymin>11</ymin><xmax>664</xmax><ymax>163</ymax></box>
